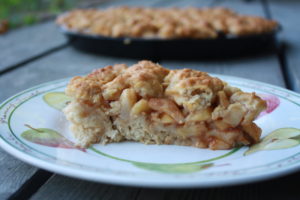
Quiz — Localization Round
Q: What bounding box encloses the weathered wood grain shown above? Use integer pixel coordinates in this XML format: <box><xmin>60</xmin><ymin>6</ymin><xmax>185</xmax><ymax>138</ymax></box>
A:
<box><xmin>155</xmin><ymin>0</ymin><xmax>285</xmax><ymax>87</ymax></box>
<box><xmin>0</xmin><ymin>47</ymin><xmax>137</xmax><ymax>101</ymax></box>
<box><xmin>213</xmin><ymin>0</ymin><xmax>266</xmax><ymax>16</ymax></box>
<box><xmin>161</xmin><ymin>0</ymin><xmax>285</xmax><ymax>87</ymax></box>
<box><xmin>30</xmin><ymin>168</ymin><xmax>300</xmax><ymax>200</ymax></box>
<box><xmin>268</xmin><ymin>0</ymin><xmax>300</xmax><ymax>92</ymax></box>
<box><xmin>0</xmin><ymin>0</ymin><xmax>164</xmax><ymax>74</ymax></box>
<box><xmin>99</xmin><ymin>0</ymin><xmax>165</xmax><ymax>8</ymax></box>
<box><xmin>31</xmin><ymin>176</ymin><xmax>140</xmax><ymax>200</ymax></box>
<box><xmin>151</xmin><ymin>0</ymin><xmax>215</xmax><ymax>7</ymax></box>
<box><xmin>0</xmin><ymin>21</ymin><xmax>67</xmax><ymax>72</ymax></box>
<box><xmin>161</xmin><ymin>53</ymin><xmax>285</xmax><ymax>87</ymax></box>
<box><xmin>0</xmin><ymin>46</ymin><xmax>137</xmax><ymax>199</ymax></box>
<box><xmin>0</xmin><ymin>154</ymin><xmax>37</xmax><ymax>200</ymax></box>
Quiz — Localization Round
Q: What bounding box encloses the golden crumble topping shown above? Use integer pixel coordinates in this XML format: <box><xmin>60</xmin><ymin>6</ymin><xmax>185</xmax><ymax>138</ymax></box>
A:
<box><xmin>64</xmin><ymin>61</ymin><xmax>266</xmax><ymax>150</ymax></box>
<box><xmin>57</xmin><ymin>7</ymin><xmax>278</xmax><ymax>39</ymax></box>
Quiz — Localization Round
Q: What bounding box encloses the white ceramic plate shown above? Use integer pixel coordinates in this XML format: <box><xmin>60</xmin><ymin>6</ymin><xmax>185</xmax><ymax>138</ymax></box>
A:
<box><xmin>1</xmin><ymin>75</ymin><xmax>300</xmax><ymax>188</ymax></box>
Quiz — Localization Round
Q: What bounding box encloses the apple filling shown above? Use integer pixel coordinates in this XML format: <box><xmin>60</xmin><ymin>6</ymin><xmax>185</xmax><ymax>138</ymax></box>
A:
<box><xmin>63</xmin><ymin>61</ymin><xmax>266</xmax><ymax>150</ymax></box>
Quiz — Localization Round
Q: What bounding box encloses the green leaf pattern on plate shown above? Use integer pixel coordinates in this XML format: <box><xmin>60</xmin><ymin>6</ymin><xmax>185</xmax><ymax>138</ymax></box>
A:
<box><xmin>244</xmin><ymin>128</ymin><xmax>300</xmax><ymax>156</ymax></box>
<box><xmin>21</xmin><ymin>125</ymin><xmax>85</xmax><ymax>152</ymax></box>
<box><xmin>43</xmin><ymin>92</ymin><xmax>71</xmax><ymax>111</ymax></box>
<box><xmin>133</xmin><ymin>162</ymin><xmax>213</xmax><ymax>173</ymax></box>
<box><xmin>40</xmin><ymin>92</ymin><xmax>300</xmax><ymax>172</ymax></box>
<box><xmin>88</xmin><ymin>146</ymin><xmax>238</xmax><ymax>174</ymax></box>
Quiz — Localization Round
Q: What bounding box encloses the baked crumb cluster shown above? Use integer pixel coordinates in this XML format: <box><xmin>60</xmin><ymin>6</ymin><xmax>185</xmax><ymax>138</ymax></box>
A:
<box><xmin>57</xmin><ymin>7</ymin><xmax>278</xmax><ymax>39</ymax></box>
<box><xmin>64</xmin><ymin>61</ymin><xmax>266</xmax><ymax>150</ymax></box>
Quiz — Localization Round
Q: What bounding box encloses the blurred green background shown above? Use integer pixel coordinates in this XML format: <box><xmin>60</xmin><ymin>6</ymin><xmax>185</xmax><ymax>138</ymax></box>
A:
<box><xmin>0</xmin><ymin>0</ymin><xmax>105</xmax><ymax>30</ymax></box>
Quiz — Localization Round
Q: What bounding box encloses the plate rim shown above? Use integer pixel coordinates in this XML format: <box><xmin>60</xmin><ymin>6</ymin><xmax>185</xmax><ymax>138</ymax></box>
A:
<box><xmin>0</xmin><ymin>74</ymin><xmax>300</xmax><ymax>188</ymax></box>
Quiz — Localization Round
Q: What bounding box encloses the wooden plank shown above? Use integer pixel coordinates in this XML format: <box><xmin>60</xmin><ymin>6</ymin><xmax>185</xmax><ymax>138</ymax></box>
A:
<box><xmin>151</xmin><ymin>0</ymin><xmax>215</xmax><ymax>7</ymax></box>
<box><xmin>30</xmin><ymin>169</ymin><xmax>300</xmax><ymax>200</ymax></box>
<box><xmin>212</xmin><ymin>0</ymin><xmax>266</xmax><ymax>16</ymax></box>
<box><xmin>99</xmin><ymin>0</ymin><xmax>165</xmax><ymax>7</ymax></box>
<box><xmin>0</xmin><ymin>47</ymin><xmax>137</xmax><ymax>102</ymax></box>
<box><xmin>31</xmin><ymin>176</ymin><xmax>140</xmax><ymax>200</ymax></box>
<box><xmin>161</xmin><ymin>54</ymin><xmax>285</xmax><ymax>87</ymax></box>
<box><xmin>0</xmin><ymin>0</ymin><xmax>165</xmax><ymax>74</ymax></box>
<box><xmin>0</xmin><ymin>153</ymin><xmax>37</xmax><ymax>199</ymax></box>
<box><xmin>159</xmin><ymin>0</ymin><xmax>285</xmax><ymax>87</ymax></box>
<box><xmin>267</xmin><ymin>0</ymin><xmax>300</xmax><ymax>92</ymax></box>
<box><xmin>0</xmin><ymin>46</ymin><xmax>137</xmax><ymax>199</ymax></box>
<box><xmin>0</xmin><ymin>21</ymin><xmax>67</xmax><ymax>72</ymax></box>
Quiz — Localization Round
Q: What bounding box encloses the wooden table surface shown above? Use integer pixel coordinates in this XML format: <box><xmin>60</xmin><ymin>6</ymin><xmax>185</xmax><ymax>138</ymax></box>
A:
<box><xmin>0</xmin><ymin>0</ymin><xmax>299</xmax><ymax>199</ymax></box>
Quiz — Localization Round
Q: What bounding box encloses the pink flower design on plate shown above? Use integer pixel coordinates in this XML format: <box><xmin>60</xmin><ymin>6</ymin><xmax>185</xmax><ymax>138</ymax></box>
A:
<box><xmin>257</xmin><ymin>94</ymin><xmax>280</xmax><ymax>118</ymax></box>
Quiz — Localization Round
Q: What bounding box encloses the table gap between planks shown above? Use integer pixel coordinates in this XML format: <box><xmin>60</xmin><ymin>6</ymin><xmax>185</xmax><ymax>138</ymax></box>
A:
<box><xmin>0</xmin><ymin>0</ymin><xmax>298</xmax><ymax>199</ymax></box>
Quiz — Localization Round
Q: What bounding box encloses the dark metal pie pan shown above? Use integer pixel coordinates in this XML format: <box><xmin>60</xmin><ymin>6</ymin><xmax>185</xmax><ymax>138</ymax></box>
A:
<box><xmin>60</xmin><ymin>26</ymin><xmax>281</xmax><ymax>60</ymax></box>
